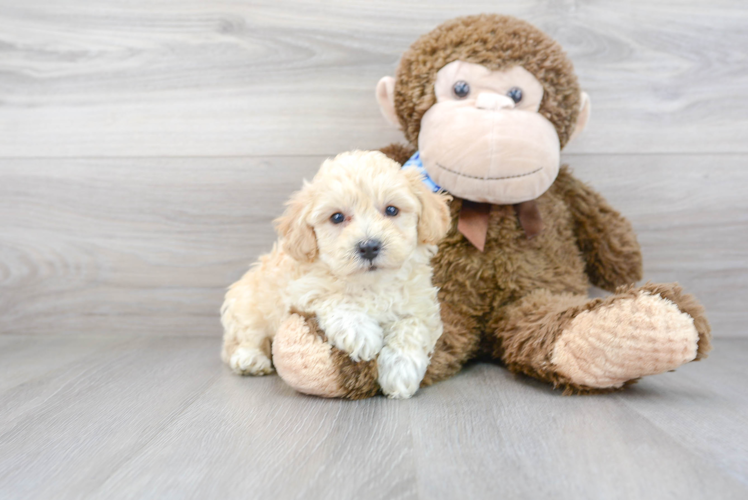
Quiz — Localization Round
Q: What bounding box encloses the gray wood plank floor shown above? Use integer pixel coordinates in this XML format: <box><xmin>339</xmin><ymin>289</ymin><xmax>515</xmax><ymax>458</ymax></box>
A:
<box><xmin>0</xmin><ymin>337</ymin><xmax>746</xmax><ymax>500</ymax></box>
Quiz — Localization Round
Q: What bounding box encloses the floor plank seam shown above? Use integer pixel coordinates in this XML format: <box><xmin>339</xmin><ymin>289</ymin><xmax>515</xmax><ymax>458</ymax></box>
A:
<box><xmin>89</xmin><ymin>370</ymin><xmax>223</xmax><ymax>495</ymax></box>
<box><xmin>614</xmin><ymin>393</ymin><xmax>748</xmax><ymax>489</ymax></box>
<box><xmin>0</xmin><ymin>337</ymin><xmax>138</xmax><ymax>398</ymax></box>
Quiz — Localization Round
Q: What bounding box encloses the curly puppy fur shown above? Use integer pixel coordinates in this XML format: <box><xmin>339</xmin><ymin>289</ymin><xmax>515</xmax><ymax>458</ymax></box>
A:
<box><xmin>221</xmin><ymin>151</ymin><xmax>451</xmax><ymax>399</ymax></box>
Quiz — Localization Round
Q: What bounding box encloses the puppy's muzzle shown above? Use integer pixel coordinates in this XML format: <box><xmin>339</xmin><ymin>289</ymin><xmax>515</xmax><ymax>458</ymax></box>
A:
<box><xmin>357</xmin><ymin>239</ymin><xmax>382</xmax><ymax>263</ymax></box>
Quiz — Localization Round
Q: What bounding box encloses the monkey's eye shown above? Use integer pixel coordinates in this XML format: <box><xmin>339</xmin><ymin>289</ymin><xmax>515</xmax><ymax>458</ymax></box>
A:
<box><xmin>330</xmin><ymin>212</ymin><xmax>345</xmax><ymax>224</ymax></box>
<box><xmin>452</xmin><ymin>81</ymin><xmax>470</xmax><ymax>99</ymax></box>
<box><xmin>507</xmin><ymin>87</ymin><xmax>523</xmax><ymax>103</ymax></box>
<box><xmin>385</xmin><ymin>206</ymin><xmax>399</xmax><ymax>217</ymax></box>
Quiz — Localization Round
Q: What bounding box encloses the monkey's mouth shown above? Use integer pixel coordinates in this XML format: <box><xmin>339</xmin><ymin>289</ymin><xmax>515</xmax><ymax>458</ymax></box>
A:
<box><xmin>435</xmin><ymin>162</ymin><xmax>543</xmax><ymax>180</ymax></box>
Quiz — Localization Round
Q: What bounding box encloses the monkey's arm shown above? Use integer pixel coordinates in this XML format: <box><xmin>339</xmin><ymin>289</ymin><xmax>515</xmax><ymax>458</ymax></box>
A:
<box><xmin>554</xmin><ymin>166</ymin><xmax>643</xmax><ymax>291</ymax></box>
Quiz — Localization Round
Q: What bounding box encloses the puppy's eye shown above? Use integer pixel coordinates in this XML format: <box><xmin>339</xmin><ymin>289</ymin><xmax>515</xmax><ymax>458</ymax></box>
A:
<box><xmin>385</xmin><ymin>206</ymin><xmax>399</xmax><ymax>217</ymax></box>
<box><xmin>330</xmin><ymin>212</ymin><xmax>345</xmax><ymax>224</ymax></box>
<box><xmin>452</xmin><ymin>81</ymin><xmax>470</xmax><ymax>99</ymax></box>
<box><xmin>507</xmin><ymin>87</ymin><xmax>523</xmax><ymax>103</ymax></box>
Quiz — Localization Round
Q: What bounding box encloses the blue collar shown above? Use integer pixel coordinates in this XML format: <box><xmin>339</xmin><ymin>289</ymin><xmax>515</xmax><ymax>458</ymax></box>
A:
<box><xmin>402</xmin><ymin>151</ymin><xmax>442</xmax><ymax>193</ymax></box>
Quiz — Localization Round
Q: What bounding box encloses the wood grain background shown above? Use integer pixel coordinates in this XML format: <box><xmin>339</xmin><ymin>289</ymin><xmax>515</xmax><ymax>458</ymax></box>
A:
<box><xmin>2</xmin><ymin>336</ymin><xmax>746</xmax><ymax>499</ymax></box>
<box><xmin>1</xmin><ymin>0</ymin><xmax>746</xmax><ymax>337</ymax></box>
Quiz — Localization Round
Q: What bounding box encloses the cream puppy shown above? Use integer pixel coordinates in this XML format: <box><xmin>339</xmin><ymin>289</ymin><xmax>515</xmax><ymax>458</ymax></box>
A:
<box><xmin>220</xmin><ymin>151</ymin><xmax>451</xmax><ymax>398</ymax></box>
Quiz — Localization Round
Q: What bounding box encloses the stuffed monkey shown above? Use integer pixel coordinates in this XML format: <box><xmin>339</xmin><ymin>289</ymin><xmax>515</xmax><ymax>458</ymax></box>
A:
<box><xmin>271</xmin><ymin>14</ymin><xmax>711</xmax><ymax>398</ymax></box>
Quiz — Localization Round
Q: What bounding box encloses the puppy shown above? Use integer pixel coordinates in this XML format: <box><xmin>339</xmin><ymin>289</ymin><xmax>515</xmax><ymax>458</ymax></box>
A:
<box><xmin>220</xmin><ymin>150</ymin><xmax>451</xmax><ymax>398</ymax></box>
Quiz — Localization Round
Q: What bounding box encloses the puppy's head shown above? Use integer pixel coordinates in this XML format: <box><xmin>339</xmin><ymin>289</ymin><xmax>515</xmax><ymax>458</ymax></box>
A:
<box><xmin>275</xmin><ymin>151</ymin><xmax>451</xmax><ymax>277</ymax></box>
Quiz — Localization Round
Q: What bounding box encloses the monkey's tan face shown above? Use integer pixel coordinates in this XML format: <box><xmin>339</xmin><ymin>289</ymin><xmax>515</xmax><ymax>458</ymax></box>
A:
<box><xmin>418</xmin><ymin>61</ymin><xmax>560</xmax><ymax>205</ymax></box>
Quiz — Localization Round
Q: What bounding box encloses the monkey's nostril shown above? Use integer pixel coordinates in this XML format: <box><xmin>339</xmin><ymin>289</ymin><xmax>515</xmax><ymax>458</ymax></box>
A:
<box><xmin>357</xmin><ymin>240</ymin><xmax>381</xmax><ymax>262</ymax></box>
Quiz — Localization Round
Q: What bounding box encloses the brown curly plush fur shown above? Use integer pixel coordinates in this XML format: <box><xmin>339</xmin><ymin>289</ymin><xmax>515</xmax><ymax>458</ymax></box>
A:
<box><xmin>418</xmin><ymin>167</ymin><xmax>663</xmax><ymax>392</ymax></box>
<box><xmin>486</xmin><ymin>282</ymin><xmax>712</xmax><ymax>395</ymax></box>
<box><xmin>553</xmin><ymin>173</ymin><xmax>643</xmax><ymax>291</ymax></box>
<box><xmin>377</xmin><ymin>143</ymin><xmax>416</xmax><ymax>166</ymax></box>
<box><xmin>394</xmin><ymin>14</ymin><xmax>581</xmax><ymax>148</ymax></box>
<box><xmin>272</xmin><ymin>15</ymin><xmax>711</xmax><ymax>397</ymax></box>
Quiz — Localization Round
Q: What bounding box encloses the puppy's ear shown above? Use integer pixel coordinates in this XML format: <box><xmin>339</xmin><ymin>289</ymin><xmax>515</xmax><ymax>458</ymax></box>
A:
<box><xmin>404</xmin><ymin>168</ymin><xmax>452</xmax><ymax>245</ymax></box>
<box><xmin>274</xmin><ymin>184</ymin><xmax>318</xmax><ymax>262</ymax></box>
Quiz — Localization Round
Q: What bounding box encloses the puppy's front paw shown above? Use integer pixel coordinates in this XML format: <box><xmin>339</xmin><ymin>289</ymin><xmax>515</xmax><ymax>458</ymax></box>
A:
<box><xmin>377</xmin><ymin>347</ymin><xmax>429</xmax><ymax>399</ymax></box>
<box><xmin>321</xmin><ymin>312</ymin><xmax>383</xmax><ymax>362</ymax></box>
<box><xmin>229</xmin><ymin>347</ymin><xmax>274</xmax><ymax>376</ymax></box>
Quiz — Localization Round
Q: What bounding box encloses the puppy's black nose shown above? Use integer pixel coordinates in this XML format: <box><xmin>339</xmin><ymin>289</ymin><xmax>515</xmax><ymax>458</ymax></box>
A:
<box><xmin>357</xmin><ymin>240</ymin><xmax>381</xmax><ymax>262</ymax></box>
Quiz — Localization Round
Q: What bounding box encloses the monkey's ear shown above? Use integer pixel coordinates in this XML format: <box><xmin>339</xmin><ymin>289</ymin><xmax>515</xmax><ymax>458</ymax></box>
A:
<box><xmin>569</xmin><ymin>91</ymin><xmax>591</xmax><ymax>143</ymax></box>
<box><xmin>376</xmin><ymin>76</ymin><xmax>400</xmax><ymax>129</ymax></box>
<box><xmin>274</xmin><ymin>187</ymin><xmax>318</xmax><ymax>262</ymax></box>
<box><xmin>404</xmin><ymin>168</ymin><xmax>452</xmax><ymax>245</ymax></box>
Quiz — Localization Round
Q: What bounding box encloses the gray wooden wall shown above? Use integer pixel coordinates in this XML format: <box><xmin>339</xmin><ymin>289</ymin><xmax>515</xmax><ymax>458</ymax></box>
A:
<box><xmin>1</xmin><ymin>0</ymin><xmax>746</xmax><ymax>338</ymax></box>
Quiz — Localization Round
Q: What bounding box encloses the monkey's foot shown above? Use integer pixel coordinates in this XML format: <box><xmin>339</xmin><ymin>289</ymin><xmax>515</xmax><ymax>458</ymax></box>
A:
<box><xmin>551</xmin><ymin>283</ymin><xmax>711</xmax><ymax>389</ymax></box>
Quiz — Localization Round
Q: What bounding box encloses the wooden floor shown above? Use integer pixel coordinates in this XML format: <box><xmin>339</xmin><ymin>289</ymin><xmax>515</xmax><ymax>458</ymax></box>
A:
<box><xmin>2</xmin><ymin>0</ymin><xmax>747</xmax><ymax>498</ymax></box>
<box><xmin>0</xmin><ymin>337</ymin><xmax>745</xmax><ymax>499</ymax></box>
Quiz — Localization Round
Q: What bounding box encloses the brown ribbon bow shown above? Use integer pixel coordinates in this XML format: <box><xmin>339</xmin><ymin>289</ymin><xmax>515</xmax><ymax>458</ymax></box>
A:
<box><xmin>457</xmin><ymin>199</ymin><xmax>543</xmax><ymax>251</ymax></box>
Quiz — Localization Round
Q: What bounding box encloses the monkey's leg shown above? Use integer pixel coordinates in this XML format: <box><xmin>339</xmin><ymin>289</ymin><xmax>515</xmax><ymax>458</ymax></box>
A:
<box><xmin>486</xmin><ymin>284</ymin><xmax>711</xmax><ymax>393</ymax></box>
<box><xmin>272</xmin><ymin>303</ymin><xmax>482</xmax><ymax>399</ymax></box>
